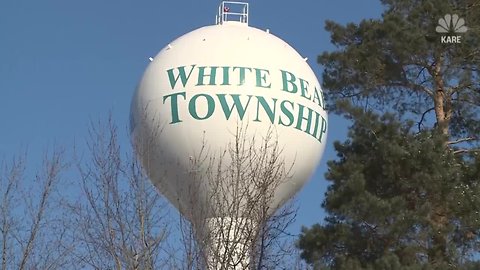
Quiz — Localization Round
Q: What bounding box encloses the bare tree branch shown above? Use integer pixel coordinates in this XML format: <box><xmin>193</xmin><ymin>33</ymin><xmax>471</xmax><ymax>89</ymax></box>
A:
<box><xmin>447</xmin><ymin>137</ymin><xmax>478</xmax><ymax>145</ymax></box>
<box><xmin>418</xmin><ymin>107</ymin><xmax>435</xmax><ymax>132</ymax></box>
<box><xmin>453</xmin><ymin>148</ymin><xmax>480</xmax><ymax>155</ymax></box>
<box><xmin>19</xmin><ymin>149</ymin><xmax>65</xmax><ymax>270</ymax></box>
<box><xmin>69</xmin><ymin>116</ymin><xmax>169</xmax><ymax>270</ymax></box>
<box><xmin>174</xmin><ymin>125</ymin><xmax>298</xmax><ymax>269</ymax></box>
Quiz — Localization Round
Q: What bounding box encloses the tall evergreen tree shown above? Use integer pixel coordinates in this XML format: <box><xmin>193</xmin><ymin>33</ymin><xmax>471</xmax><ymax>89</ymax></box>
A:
<box><xmin>320</xmin><ymin>0</ymin><xmax>479</xmax><ymax>146</ymax></box>
<box><xmin>299</xmin><ymin>0</ymin><xmax>480</xmax><ymax>268</ymax></box>
<box><xmin>299</xmin><ymin>105</ymin><xmax>480</xmax><ymax>269</ymax></box>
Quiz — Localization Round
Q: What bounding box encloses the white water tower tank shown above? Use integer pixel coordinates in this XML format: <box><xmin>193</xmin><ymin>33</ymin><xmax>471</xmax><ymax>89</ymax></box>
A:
<box><xmin>130</xmin><ymin>1</ymin><xmax>328</xmax><ymax>267</ymax></box>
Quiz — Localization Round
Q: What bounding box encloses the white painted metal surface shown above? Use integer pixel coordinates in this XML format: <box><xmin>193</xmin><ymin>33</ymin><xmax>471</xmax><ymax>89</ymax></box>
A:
<box><xmin>131</xmin><ymin>1</ymin><xmax>328</xmax><ymax>223</ymax></box>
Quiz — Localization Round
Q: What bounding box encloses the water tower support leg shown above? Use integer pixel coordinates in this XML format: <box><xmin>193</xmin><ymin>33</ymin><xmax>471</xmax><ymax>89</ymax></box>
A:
<box><xmin>205</xmin><ymin>217</ymin><xmax>255</xmax><ymax>270</ymax></box>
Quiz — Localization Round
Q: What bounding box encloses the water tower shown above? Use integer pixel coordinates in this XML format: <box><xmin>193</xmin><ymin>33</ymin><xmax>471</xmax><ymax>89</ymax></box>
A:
<box><xmin>130</xmin><ymin>1</ymin><xmax>328</xmax><ymax>268</ymax></box>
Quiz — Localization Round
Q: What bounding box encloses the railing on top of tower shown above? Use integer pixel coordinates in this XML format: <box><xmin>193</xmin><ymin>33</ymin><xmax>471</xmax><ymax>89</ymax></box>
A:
<box><xmin>216</xmin><ymin>1</ymin><xmax>249</xmax><ymax>25</ymax></box>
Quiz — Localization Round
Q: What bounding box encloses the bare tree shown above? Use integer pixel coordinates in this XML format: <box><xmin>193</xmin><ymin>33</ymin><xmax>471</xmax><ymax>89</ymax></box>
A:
<box><xmin>0</xmin><ymin>148</ymin><xmax>73</xmax><ymax>270</ymax></box>
<box><xmin>2</xmin><ymin>114</ymin><xmax>312</xmax><ymax>270</ymax></box>
<box><xmin>68</xmin><ymin>117</ymin><xmax>170</xmax><ymax>269</ymax></box>
<box><xmin>66</xmin><ymin>114</ymin><xmax>313</xmax><ymax>269</ymax></box>
<box><xmin>170</xmin><ymin>125</ymin><xmax>303</xmax><ymax>270</ymax></box>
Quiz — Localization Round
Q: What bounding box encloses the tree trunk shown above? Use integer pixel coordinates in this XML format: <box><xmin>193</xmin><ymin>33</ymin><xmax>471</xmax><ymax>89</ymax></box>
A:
<box><xmin>429</xmin><ymin>207</ymin><xmax>449</xmax><ymax>264</ymax></box>
<box><xmin>430</xmin><ymin>56</ymin><xmax>452</xmax><ymax>264</ymax></box>
<box><xmin>432</xmin><ymin>56</ymin><xmax>451</xmax><ymax>137</ymax></box>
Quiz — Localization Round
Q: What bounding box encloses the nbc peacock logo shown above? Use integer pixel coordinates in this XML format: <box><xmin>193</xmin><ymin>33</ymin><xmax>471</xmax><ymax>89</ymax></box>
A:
<box><xmin>436</xmin><ymin>14</ymin><xmax>467</xmax><ymax>44</ymax></box>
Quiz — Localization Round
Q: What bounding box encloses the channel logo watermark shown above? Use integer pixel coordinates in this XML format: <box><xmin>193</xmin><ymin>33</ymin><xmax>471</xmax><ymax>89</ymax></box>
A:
<box><xmin>436</xmin><ymin>14</ymin><xmax>468</xmax><ymax>44</ymax></box>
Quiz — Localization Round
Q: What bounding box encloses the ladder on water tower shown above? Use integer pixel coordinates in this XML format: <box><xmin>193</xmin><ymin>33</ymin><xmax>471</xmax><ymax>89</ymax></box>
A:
<box><xmin>216</xmin><ymin>1</ymin><xmax>249</xmax><ymax>25</ymax></box>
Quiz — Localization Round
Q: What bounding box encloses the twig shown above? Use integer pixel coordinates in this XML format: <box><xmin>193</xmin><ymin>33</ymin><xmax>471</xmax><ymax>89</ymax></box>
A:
<box><xmin>418</xmin><ymin>107</ymin><xmax>435</xmax><ymax>132</ymax></box>
<box><xmin>447</xmin><ymin>137</ymin><xmax>477</xmax><ymax>145</ymax></box>
<box><xmin>453</xmin><ymin>148</ymin><xmax>480</xmax><ymax>155</ymax></box>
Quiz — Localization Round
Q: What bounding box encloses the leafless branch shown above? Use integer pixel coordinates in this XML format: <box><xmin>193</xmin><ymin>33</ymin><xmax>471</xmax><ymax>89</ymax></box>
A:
<box><xmin>418</xmin><ymin>107</ymin><xmax>435</xmax><ymax>132</ymax></box>
<box><xmin>447</xmin><ymin>137</ymin><xmax>478</xmax><ymax>145</ymax></box>
<box><xmin>69</xmin><ymin>116</ymin><xmax>169</xmax><ymax>270</ymax></box>
<box><xmin>19</xmin><ymin>149</ymin><xmax>65</xmax><ymax>270</ymax></box>
<box><xmin>453</xmin><ymin>148</ymin><xmax>480</xmax><ymax>155</ymax></box>
<box><xmin>0</xmin><ymin>148</ymin><xmax>73</xmax><ymax>270</ymax></box>
<box><xmin>174</xmin><ymin>124</ymin><xmax>298</xmax><ymax>269</ymax></box>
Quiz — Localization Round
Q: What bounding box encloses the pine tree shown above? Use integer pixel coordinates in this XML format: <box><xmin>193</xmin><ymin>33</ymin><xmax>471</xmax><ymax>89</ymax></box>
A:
<box><xmin>320</xmin><ymin>0</ymin><xmax>479</xmax><ymax>146</ymax></box>
<box><xmin>299</xmin><ymin>0</ymin><xmax>480</xmax><ymax>268</ymax></box>
<box><xmin>298</xmin><ymin>105</ymin><xmax>480</xmax><ymax>269</ymax></box>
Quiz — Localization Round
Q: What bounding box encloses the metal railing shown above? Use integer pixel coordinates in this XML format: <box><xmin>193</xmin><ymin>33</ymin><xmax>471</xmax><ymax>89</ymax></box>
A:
<box><xmin>216</xmin><ymin>1</ymin><xmax>249</xmax><ymax>25</ymax></box>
